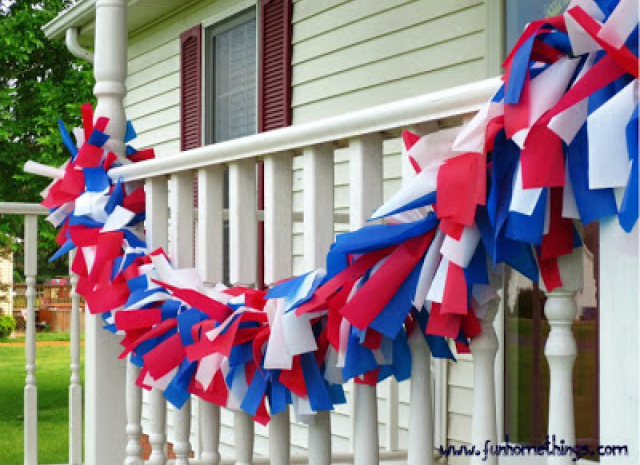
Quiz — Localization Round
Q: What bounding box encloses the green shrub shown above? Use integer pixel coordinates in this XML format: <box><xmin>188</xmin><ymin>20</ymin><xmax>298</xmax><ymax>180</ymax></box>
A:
<box><xmin>0</xmin><ymin>314</ymin><xmax>16</xmax><ymax>339</ymax></box>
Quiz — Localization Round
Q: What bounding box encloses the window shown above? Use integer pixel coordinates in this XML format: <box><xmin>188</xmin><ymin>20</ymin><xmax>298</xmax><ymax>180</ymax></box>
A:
<box><xmin>205</xmin><ymin>11</ymin><xmax>257</xmax><ymax>144</ymax></box>
<box><xmin>505</xmin><ymin>0</ymin><xmax>570</xmax><ymax>52</ymax></box>
<box><xmin>179</xmin><ymin>0</ymin><xmax>292</xmax><ymax>286</ymax></box>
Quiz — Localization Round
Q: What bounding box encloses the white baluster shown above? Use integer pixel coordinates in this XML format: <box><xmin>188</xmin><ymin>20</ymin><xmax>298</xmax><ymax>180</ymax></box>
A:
<box><xmin>170</xmin><ymin>171</ymin><xmax>195</xmax><ymax>465</ymax></box>
<box><xmin>234</xmin><ymin>411</ymin><xmax>255</xmax><ymax>465</ymax></box>
<box><xmin>229</xmin><ymin>159</ymin><xmax>257</xmax><ymax>465</ymax></box>
<box><xmin>353</xmin><ymin>385</ymin><xmax>379</xmax><ymax>465</ymax></box>
<box><xmin>125</xmin><ymin>178</ymin><xmax>146</xmax><ymax>465</ymax></box>
<box><xmin>229</xmin><ymin>159</ymin><xmax>257</xmax><ymax>287</ymax></box>
<box><xmin>303</xmin><ymin>144</ymin><xmax>334</xmax><ymax>269</ymax></box>
<box><xmin>264</xmin><ymin>153</ymin><xmax>293</xmax><ymax>465</ymax></box>
<box><xmin>197</xmin><ymin>166</ymin><xmax>224</xmax><ymax>286</ymax></box>
<box><xmin>146</xmin><ymin>177</ymin><xmax>169</xmax><ymax>465</ymax></box>
<box><xmin>125</xmin><ymin>360</ymin><xmax>143</xmax><ymax>465</ymax></box>
<box><xmin>386</xmin><ymin>379</ymin><xmax>399</xmax><ymax>451</ymax></box>
<box><xmin>24</xmin><ymin>214</ymin><xmax>38</xmax><ymax>465</ymax></box>
<box><xmin>86</xmin><ymin>2</ymin><xmax>128</xmax><ymax>464</ymax></box>
<box><xmin>544</xmin><ymin>250</ymin><xmax>582</xmax><ymax>465</ymax></box>
<box><xmin>470</xmin><ymin>303</ymin><xmax>499</xmax><ymax>465</ymax></box>
<box><xmin>68</xmin><ymin>250</ymin><xmax>82</xmax><ymax>465</ymax></box>
<box><xmin>199</xmin><ymin>404</ymin><xmax>221</xmax><ymax>465</ymax></box>
<box><xmin>303</xmin><ymin>143</ymin><xmax>334</xmax><ymax>465</ymax></box>
<box><xmin>408</xmin><ymin>328</ymin><xmax>434</xmax><ymax>465</ymax></box>
<box><xmin>349</xmin><ymin>134</ymin><xmax>383</xmax><ymax>465</ymax></box>
<box><xmin>148</xmin><ymin>391</ymin><xmax>168</xmax><ymax>465</ymax></box>
<box><xmin>196</xmin><ymin>166</ymin><xmax>224</xmax><ymax>465</ymax></box>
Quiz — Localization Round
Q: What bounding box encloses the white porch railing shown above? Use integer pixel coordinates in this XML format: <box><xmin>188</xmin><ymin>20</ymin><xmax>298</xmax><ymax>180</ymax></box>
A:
<box><xmin>107</xmin><ymin>71</ymin><xmax>587</xmax><ymax>465</ymax></box>
<box><xmin>0</xmin><ymin>202</ymin><xmax>83</xmax><ymax>465</ymax></box>
<box><xmin>11</xmin><ymin>78</ymin><xmax>590</xmax><ymax>465</ymax></box>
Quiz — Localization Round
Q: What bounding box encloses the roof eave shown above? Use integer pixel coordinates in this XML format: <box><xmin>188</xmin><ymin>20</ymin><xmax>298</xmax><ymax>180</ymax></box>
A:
<box><xmin>42</xmin><ymin>0</ymin><xmax>96</xmax><ymax>41</ymax></box>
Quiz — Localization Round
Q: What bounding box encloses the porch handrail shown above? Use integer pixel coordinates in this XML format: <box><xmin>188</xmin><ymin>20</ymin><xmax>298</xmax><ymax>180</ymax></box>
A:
<box><xmin>0</xmin><ymin>203</ymin><xmax>48</xmax><ymax>215</ymax></box>
<box><xmin>109</xmin><ymin>77</ymin><xmax>502</xmax><ymax>182</ymax></box>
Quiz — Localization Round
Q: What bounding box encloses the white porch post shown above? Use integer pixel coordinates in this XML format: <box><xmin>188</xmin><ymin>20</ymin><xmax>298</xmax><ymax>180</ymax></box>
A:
<box><xmin>599</xmin><ymin>219</ymin><xmax>639</xmax><ymax>465</ymax></box>
<box><xmin>85</xmin><ymin>1</ymin><xmax>128</xmax><ymax>465</ymax></box>
<box><xmin>543</xmin><ymin>249</ymin><xmax>582</xmax><ymax>465</ymax></box>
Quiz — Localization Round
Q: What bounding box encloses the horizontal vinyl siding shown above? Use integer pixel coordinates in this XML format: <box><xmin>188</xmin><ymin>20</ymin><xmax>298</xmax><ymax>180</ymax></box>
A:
<box><xmin>290</xmin><ymin>0</ymin><xmax>488</xmax><ymax>123</ymax></box>
<box><xmin>125</xmin><ymin>0</ymin><xmax>255</xmax><ymax>158</ymax></box>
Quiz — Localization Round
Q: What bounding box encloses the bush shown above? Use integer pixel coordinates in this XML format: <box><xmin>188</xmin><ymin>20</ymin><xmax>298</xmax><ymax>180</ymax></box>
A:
<box><xmin>0</xmin><ymin>314</ymin><xmax>16</xmax><ymax>339</ymax></box>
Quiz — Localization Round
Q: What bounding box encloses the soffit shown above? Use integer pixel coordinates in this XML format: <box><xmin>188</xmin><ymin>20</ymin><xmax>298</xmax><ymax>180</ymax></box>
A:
<box><xmin>43</xmin><ymin>0</ymin><xmax>203</xmax><ymax>46</ymax></box>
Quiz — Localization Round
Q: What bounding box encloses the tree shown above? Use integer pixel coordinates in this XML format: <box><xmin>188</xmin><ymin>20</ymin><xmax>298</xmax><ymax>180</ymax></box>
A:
<box><xmin>0</xmin><ymin>0</ymin><xmax>94</xmax><ymax>281</ymax></box>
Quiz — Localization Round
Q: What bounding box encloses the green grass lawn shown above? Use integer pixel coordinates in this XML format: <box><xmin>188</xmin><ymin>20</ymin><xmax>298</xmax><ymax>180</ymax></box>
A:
<box><xmin>0</xmin><ymin>344</ymin><xmax>84</xmax><ymax>465</ymax></box>
<box><xmin>1</xmin><ymin>332</ymin><xmax>85</xmax><ymax>344</ymax></box>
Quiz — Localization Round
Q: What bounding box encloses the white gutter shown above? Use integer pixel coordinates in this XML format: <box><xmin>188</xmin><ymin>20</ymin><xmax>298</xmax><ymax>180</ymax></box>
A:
<box><xmin>65</xmin><ymin>27</ymin><xmax>94</xmax><ymax>62</ymax></box>
<box><xmin>42</xmin><ymin>0</ymin><xmax>97</xmax><ymax>40</ymax></box>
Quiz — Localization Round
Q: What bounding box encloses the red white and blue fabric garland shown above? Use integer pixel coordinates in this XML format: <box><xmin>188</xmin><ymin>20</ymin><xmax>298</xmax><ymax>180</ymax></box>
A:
<box><xmin>26</xmin><ymin>0</ymin><xmax>638</xmax><ymax>424</ymax></box>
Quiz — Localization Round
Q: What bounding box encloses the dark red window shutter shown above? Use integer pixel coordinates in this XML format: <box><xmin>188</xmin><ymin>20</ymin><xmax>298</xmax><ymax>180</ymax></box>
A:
<box><xmin>180</xmin><ymin>24</ymin><xmax>202</xmax><ymax>151</ymax></box>
<box><xmin>258</xmin><ymin>0</ymin><xmax>292</xmax><ymax>132</ymax></box>
<box><xmin>180</xmin><ymin>25</ymin><xmax>202</xmax><ymax>210</ymax></box>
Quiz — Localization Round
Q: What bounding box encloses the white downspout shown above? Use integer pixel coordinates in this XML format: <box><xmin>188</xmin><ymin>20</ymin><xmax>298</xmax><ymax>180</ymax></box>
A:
<box><xmin>65</xmin><ymin>27</ymin><xmax>94</xmax><ymax>63</ymax></box>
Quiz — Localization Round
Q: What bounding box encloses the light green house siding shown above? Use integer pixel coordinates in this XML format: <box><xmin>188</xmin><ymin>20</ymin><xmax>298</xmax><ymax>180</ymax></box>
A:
<box><xmin>290</xmin><ymin>0</ymin><xmax>489</xmax><ymax>123</ymax></box>
<box><xmin>123</xmin><ymin>0</ymin><xmax>503</xmax><ymax>460</ymax></box>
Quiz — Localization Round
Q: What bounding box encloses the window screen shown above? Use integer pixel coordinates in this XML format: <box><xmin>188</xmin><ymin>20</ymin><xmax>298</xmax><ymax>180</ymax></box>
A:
<box><xmin>211</xmin><ymin>15</ymin><xmax>257</xmax><ymax>143</ymax></box>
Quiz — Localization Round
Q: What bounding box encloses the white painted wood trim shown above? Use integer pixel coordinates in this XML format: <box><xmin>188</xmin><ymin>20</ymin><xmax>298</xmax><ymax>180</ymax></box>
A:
<box><xmin>201</xmin><ymin>0</ymin><xmax>257</xmax><ymax>28</ymax></box>
<box><xmin>308</xmin><ymin>411</ymin><xmax>332</xmax><ymax>465</ymax></box>
<box><xmin>197</xmin><ymin>166</ymin><xmax>225</xmax><ymax>284</ymax></box>
<box><xmin>199</xmin><ymin>402</ymin><xmax>221</xmax><ymax>465</ymax></box>
<box><xmin>386</xmin><ymin>379</ymin><xmax>399</xmax><ymax>451</ymax></box>
<box><xmin>263</xmin><ymin>153</ymin><xmax>293</xmax><ymax>286</ymax></box>
<box><xmin>68</xmin><ymin>250</ymin><xmax>83</xmax><ymax>465</ymax></box>
<box><xmin>168</xmin><ymin>172</ymin><xmax>196</xmax><ymax>465</ymax></box>
<box><xmin>408</xmin><ymin>328</ymin><xmax>434</xmax><ymax>465</ymax></box>
<box><xmin>145</xmin><ymin>177</ymin><xmax>170</xmax><ymax>465</ymax></box>
<box><xmin>173</xmin><ymin>399</ymin><xmax>193</xmax><ymax>465</ymax></box>
<box><xmin>110</xmin><ymin>78</ymin><xmax>502</xmax><ymax>182</ymax></box>
<box><xmin>349</xmin><ymin>134</ymin><xmax>383</xmax><ymax>465</ymax></box>
<box><xmin>470</xmin><ymin>303</ymin><xmax>499</xmax><ymax>465</ymax></box>
<box><xmin>234</xmin><ymin>412</ymin><xmax>255</xmax><ymax>465</ymax></box>
<box><xmin>303</xmin><ymin>143</ymin><xmax>335</xmax><ymax>464</ymax></box>
<box><xmin>169</xmin><ymin>172</ymin><xmax>195</xmax><ymax>269</ymax></box>
<box><xmin>600</xmin><ymin>219</ymin><xmax>639</xmax><ymax>464</ymax></box>
<box><xmin>85</xmin><ymin>3</ymin><xmax>129</xmax><ymax>463</ymax></box>
<box><xmin>494</xmin><ymin>275</ymin><xmax>506</xmax><ymax>443</ymax></box>
<box><xmin>353</xmin><ymin>385</ymin><xmax>379</xmax><ymax>465</ymax></box>
<box><xmin>541</xmin><ymin>249</ymin><xmax>582</xmax><ymax>465</ymax></box>
<box><xmin>269</xmin><ymin>410</ymin><xmax>291</xmax><ymax>465</ymax></box>
<box><xmin>24</xmin><ymin>214</ymin><xmax>38</xmax><ymax>465</ymax></box>
<box><xmin>264</xmin><ymin>153</ymin><xmax>293</xmax><ymax>464</ymax></box>
<box><xmin>0</xmin><ymin>202</ymin><xmax>48</xmax><ymax>215</ymax></box>
<box><xmin>124</xmin><ymin>360</ymin><xmax>144</xmax><ymax>465</ymax></box>
<box><xmin>303</xmin><ymin>144</ymin><xmax>334</xmax><ymax>271</ymax></box>
<box><xmin>229</xmin><ymin>160</ymin><xmax>257</xmax><ymax>286</ymax></box>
